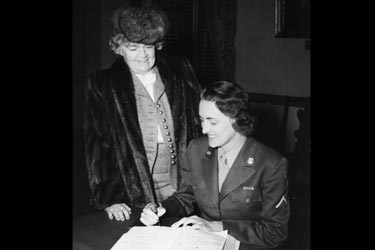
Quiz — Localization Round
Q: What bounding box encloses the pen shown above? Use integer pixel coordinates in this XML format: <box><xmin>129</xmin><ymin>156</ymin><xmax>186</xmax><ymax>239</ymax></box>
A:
<box><xmin>150</xmin><ymin>188</ymin><xmax>160</xmax><ymax>226</ymax></box>
<box><xmin>151</xmin><ymin>202</ymin><xmax>161</xmax><ymax>226</ymax></box>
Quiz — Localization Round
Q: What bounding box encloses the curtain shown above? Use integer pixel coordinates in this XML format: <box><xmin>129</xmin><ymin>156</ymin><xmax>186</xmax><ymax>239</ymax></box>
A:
<box><xmin>201</xmin><ymin>0</ymin><xmax>237</xmax><ymax>82</ymax></box>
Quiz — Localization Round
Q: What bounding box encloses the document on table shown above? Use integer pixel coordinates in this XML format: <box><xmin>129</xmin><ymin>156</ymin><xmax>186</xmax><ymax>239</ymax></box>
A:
<box><xmin>110</xmin><ymin>226</ymin><xmax>231</xmax><ymax>250</ymax></box>
<box><xmin>223</xmin><ymin>234</ymin><xmax>240</xmax><ymax>250</ymax></box>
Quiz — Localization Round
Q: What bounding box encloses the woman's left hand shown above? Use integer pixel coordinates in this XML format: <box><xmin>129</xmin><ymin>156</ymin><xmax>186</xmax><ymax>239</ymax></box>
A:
<box><xmin>171</xmin><ymin>215</ymin><xmax>223</xmax><ymax>232</ymax></box>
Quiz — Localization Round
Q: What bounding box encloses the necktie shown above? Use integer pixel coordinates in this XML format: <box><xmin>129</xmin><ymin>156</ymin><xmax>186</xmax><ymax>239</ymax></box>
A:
<box><xmin>218</xmin><ymin>151</ymin><xmax>230</xmax><ymax>192</ymax></box>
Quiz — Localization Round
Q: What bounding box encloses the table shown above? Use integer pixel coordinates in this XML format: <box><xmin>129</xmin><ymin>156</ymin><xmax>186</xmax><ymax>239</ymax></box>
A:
<box><xmin>73</xmin><ymin>209</ymin><xmax>140</xmax><ymax>250</ymax></box>
<box><xmin>73</xmin><ymin>209</ymin><xmax>179</xmax><ymax>250</ymax></box>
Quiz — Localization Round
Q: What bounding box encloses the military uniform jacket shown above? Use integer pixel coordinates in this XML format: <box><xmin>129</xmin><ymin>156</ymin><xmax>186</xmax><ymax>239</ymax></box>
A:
<box><xmin>162</xmin><ymin>136</ymin><xmax>290</xmax><ymax>250</ymax></box>
<box><xmin>83</xmin><ymin>53</ymin><xmax>202</xmax><ymax>210</ymax></box>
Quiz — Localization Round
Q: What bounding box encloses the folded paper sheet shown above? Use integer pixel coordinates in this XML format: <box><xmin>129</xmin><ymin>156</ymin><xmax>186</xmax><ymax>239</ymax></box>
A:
<box><xmin>223</xmin><ymin>234</ymin><xmax>241</xmax><ymax>250</ymax></box>
<box><xmin>110</xmin><ymin>226</ymin><xmax>235</xmax><ymax>250</ymax></box>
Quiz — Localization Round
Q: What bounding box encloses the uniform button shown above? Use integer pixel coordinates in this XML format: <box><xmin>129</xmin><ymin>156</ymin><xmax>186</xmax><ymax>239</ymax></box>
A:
<box><xmin>170</xmin><ymin>149</ymin><xmax>174</xmax><ymax>153</ymax></box>
<box><xmin>167</xmin><ymin>138</ymin><xmax>172</xmax><ymax>142</ymax></box>
<box><xmin>169</xmin><ymin>144</ymin><xmax>174</xmax><ymax>148</ymax></box>
<box><xmin>156</xmin><ymin>104</ymin><xmax>161</xmax><ymax>108</ymax></box>
<box><xmin>165</xmin><ymin>132</ymin><xmax>170</xmax><ymax>136</ymax></box>
<box><xmin>245</xmin><ymin>198</ymin><xmax>250</xmax><ymax>203</ymax></box>
<box><xmin>159</xmin><ymin>111</ymin><xmax>163</xmax><ymax>115</ymax></box>
<box><xmin>162</xmin><ymin>119</ymin><xmax>166</xmax><ymax>122</ymax></box>
<box><xmin>171</xmin><ymin>155</ymin><xmax>176</xmax><ymax>159</ymax></box>
<box><xmin>164</xmin><ymin>125</ymin><xmax>168</xmax><ymax>129</ymax></box>
<box><xmin>171</xmin><ymin>160</ymin><xmax>176</xmax><ymax>165</ymax></box>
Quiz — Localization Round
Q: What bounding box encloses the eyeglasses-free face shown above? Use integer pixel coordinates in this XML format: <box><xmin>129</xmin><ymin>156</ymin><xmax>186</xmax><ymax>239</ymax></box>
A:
<box><xmin>119</xmin><ymin>42</ymin><xmax>156</xmax><ymax>75</ymax></box>
<box><xmin>199</xmin><ymin>100</ymin><xmax>238</xmax><ymax>150</ymax></box>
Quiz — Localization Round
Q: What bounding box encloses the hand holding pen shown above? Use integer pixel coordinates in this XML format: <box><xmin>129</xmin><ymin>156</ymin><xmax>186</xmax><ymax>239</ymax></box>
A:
<box><xmin>140</xmin><ymin>202</ymin><xmax>166</xmax><ymax>226</ymax></box>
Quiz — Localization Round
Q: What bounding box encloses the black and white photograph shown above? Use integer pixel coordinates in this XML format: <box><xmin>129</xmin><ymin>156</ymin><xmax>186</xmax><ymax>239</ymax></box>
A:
<box><xmin>73</xmin><ymin>0</ymin><xmax>310</xmax><ymax>249</ymax></box>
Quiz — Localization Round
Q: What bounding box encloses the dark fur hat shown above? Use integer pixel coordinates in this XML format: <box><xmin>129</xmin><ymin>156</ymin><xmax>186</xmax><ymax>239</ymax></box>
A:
<box><xmin>109</xmin><ymin>0</ymin><xmax>169</xmax><ymax>53</ymax></box>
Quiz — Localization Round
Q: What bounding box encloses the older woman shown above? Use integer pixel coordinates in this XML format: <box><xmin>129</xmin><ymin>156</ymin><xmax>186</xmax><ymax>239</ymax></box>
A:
<box><xmin>84</xmin><ymin>0</ymin><xmax>202</xmax><ymax>221</ymax></box>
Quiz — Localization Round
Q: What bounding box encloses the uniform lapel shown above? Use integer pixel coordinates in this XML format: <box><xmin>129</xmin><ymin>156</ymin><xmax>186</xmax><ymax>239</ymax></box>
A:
<box><xmin>219</xmin><ymin>137</ymin><xmax>257</xmax><ymax>200</ymax></box>
<box><xmin>201</xmin><ymin>147</ymin><xmax>219</xmax><ymax>206</ymax></box>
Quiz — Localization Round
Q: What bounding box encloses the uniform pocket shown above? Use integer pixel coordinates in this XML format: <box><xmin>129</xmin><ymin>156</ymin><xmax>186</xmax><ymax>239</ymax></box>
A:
<box><xmin>229</xmin><ymin>187</ymin><xmax>262</xmax><ymax>203</ymax></box>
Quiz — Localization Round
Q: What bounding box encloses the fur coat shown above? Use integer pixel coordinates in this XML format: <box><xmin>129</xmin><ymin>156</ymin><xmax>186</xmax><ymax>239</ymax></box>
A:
<box><xmin>83</xmin><ymin>52</ymin><xmax>202</xmax><ymax>210</ymax></box>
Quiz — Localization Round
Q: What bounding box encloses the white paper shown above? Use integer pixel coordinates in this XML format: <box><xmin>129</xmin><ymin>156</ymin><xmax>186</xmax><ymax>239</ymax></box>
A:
<box><xmin>170</xmin><ymin>227</ymin><xmax>228</xmax><ymax>250</ymax></box>
<box><xmin>110</xmin><ymin>226</ymin><xmax>228</xmax><ymax>250</ymax></box>
<box><xmin>223</xmin><ymin>234</ymin><xmax>240</xmax><ymax>250</ymax></box>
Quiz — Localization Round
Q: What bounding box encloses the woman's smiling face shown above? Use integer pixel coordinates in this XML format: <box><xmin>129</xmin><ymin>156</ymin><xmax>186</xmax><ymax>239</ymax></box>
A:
<box><xmin>119</xmin><ymin>42</ymin><xmax>156</xmax><ymax>75</ymax></box>
<box><xmin>199</xmin><ymin>100</ymin><xmax>237</xmax><ymax>149</ymax></box>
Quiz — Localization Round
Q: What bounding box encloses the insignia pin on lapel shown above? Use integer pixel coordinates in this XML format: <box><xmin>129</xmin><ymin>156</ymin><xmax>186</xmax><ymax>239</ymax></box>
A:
<box><xmin>247</xmin><ymin>157</ymin><xmax>254</xmax><ymax>165</ymax></box>
<box><xmin>205</xmin><ymin>150</ymin><xmax>212</xmax><ymax>157</ymax></box>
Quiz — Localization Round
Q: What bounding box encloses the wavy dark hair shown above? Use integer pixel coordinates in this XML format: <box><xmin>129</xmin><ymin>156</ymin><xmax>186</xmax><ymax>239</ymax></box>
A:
<box><xmin>201</xmin><ymin>81</ymin><xmax>257</xmax><ymax>136</ymax></box>
<box><xmin>109</xmin><ymin>0</ymin><xmax>169</xmax><ymax>54</ymax></box>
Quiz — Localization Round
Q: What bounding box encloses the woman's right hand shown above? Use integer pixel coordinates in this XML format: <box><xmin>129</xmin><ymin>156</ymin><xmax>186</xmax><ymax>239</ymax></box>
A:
<box><xmin>140</xmin><ymin>203</ymin><xmax>166</xmax><ymax>226</ymax></box>
<box><xmin>104</xmin><ymin>203</ymin><xmax>132</xmax><ymax>221</ymax></box>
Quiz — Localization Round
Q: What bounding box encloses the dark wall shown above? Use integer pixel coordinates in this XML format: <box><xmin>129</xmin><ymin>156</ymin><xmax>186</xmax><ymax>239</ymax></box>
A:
<box><xmin>73</xmin><ymin>0</ymin><xmax>101</xmax><ymax>216</ymax></box>
<box><xmin>100</xmin><ymin>0</ymin><xmax>125</xmax><ymax>70</ymax></box>
<box><xmin>235</xmin><ymin>0</ymin><xmax>310</xmax><ymax>97</ymax></box>
<box><xmin>73</xmin><ymin>0</ymin><xmax>101</xmax><ymax>130</ymax></box>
